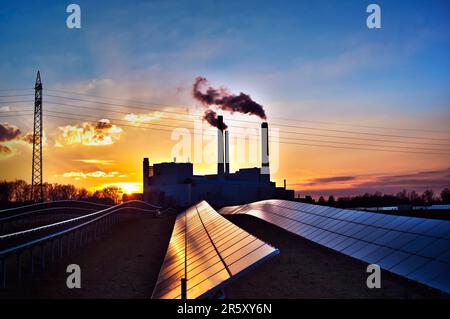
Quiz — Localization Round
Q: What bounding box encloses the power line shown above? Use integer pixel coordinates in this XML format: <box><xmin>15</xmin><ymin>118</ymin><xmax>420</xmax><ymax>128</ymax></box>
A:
<box><xmin>262</xmin><ymin>115</ymin><xmax>450</xmax><ymax>134</ymax></box>
<box><xmin>0</xmin><ymin>88</ymin><xmax>33</xmax><ymax>92</ymax></box>
<box><xmin>44</xmin><ymin>88</ymin><xmax>450</xmax><ymax>135</ymax></box>
<box><xmin>0</xmin><ymin>112</ymin><xmax>34</xmax><ymax>118</ymax></box>
<box><xmin>42</xmin><ymin>108</ymin><xmax>449</xmax><ymax>153</ymax></box>
<box><xmin>0</xmin><ymin>100</ymin><xmax>34</xmax><ymax>104</ymax></box>
<box><xmin>1</xmin><ymin>92</ymin><xmax>448</xmax><ymax>154</ymax></box>
<box><xmin>5</xmin><ymin>92</ymin><xmax>449</xmax><ymax>143</ymax></box>
<box><xmin>42</xmin><ymin>110</ymin><xmax>450</xmax><ymax>156</ymax></box>
<box><xmin>0</xmin><ymin>94</ymin><xmax>34</xmax><ymax>98</ymax></box>
<box><xmin>44</xmin><ymin>94</ymin><xmax>450</xmax><ymax>142</ymax></box>
<box><xmin>42</xmin><ymin>99</ymin><xmax>450</xmax><ymax>148</ymax></box>
<box><xmin>3</xmin><ymin>103</ymin><xmax>450</xmax><ymax>151</ymax></box>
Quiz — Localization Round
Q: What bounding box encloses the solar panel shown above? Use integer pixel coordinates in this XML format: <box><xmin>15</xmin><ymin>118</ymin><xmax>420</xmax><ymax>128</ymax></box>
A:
<box><xmin>151</xmin><ymin>200</ymin><xmax>279</xmax><ymax>299</ymax></box>
<box><xmin>220</xmin><ymin>199</ymin><xmax>450</xmax><ymax>294</ymax></box>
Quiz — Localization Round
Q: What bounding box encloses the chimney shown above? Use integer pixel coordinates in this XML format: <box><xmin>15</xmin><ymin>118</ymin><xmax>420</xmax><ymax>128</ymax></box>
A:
<box><xmin>143</xmin><ymin>157</ymin><xmax>149</xmax><ymax>196</ymax></box>
<box><xmin>217</xmin><ymin>115</ymin><xmax>225</xmax><ymax>178</ymax></box>
<box><xmin>225</xmin><ymin>130</ymin><xmax>230</xmax><ymax>174</ymax></box>
<box><xmin>261</xmin><ymin>122</ymin><xmax>270</xmax><ymax>178</ymax></box>
<box><xmin>284</xmin><ymin>179</ymin><xmax>287</xmax><ymax>189</ymax></box>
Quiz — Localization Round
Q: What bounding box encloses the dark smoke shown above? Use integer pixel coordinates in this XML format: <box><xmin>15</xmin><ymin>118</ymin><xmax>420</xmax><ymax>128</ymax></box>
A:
<box><xmin>193</xmin><ymin>77</ymin><xmax>267</xmax><ymax>128</ymax></box>
<box><xmin>203</xmin><ymin>109</ymin><xmax>228</xmax><ymax>130</ymax></box>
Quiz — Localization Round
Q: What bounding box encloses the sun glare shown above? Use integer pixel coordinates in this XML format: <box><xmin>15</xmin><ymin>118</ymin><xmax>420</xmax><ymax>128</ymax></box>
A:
<box><xmin>91</xmin><ymin>182</ymin><xmax>142</xmax><ymax>195</ymax></box>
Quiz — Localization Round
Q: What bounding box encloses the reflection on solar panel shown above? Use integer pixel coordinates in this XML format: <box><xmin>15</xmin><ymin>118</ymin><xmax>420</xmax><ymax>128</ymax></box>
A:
<box><xmin>152</xmin><ymin>200</ymin><xmax>279</xmax><ymax>299</ymax></box>
<box><xmin>220</xmin><ymin>199</ymin><xmax>450</xmax><ymax>294</ymax></box>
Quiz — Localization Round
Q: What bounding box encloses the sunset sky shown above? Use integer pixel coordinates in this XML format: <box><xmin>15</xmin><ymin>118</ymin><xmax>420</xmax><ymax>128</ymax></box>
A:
<box><xmin>0</xmin><ymin>0</ymin><xmax>449</xmax><ymax>197</ymax></box>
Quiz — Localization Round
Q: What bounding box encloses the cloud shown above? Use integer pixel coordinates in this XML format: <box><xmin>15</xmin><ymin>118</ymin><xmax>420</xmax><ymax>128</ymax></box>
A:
<box><xmin>62</xmin><ymin>170</ymin><xmax>123</xmax><ymax>179</ymax></box>
<box><xmin>73</xmin><ymin>159</ymin><xmax>116</xmax><ymax>165</ymax></box>
<box><xmin>55</xmin><ymin>119</ymin><xmax>123</xmax><ymax>146</ymax></box>
<box><xmin>0</xmin><ymin>123</ymin><xmax>21</xmax><ymax>142</ymax></box>
<box><xmin>0</xmin><ymin>144</ymin><xmax>14</xmax><ymax>159</ymax></box>
<box><xmin>0</xmin><ymin>144</ymin><xmax>12</xmax><ymax>154</ymax></box>
<box><xmin>313</xmin><ymin>176</ymin><xmax>356</xmax><ymax>184</ymax></box>
<box><xmin>293</xmin><ymin>175</ymin><xmax>357</xmax><ymax>187</ymax></box>
<box><xmin>124</xmin><ymin>112</ymin><xmax>162</xmax><ymax>123</ymax></box>
<box><xmin>294</xmin><ymin>169</ymin><xmax>450</xmax><ymax>197</ymax></box>
<box><xmin>0</xmin><ymin>123</ymin><xmax>35</xmax><ymax>160</ymax></box>
<box><xmin>20</xmin><ymin>132</ymin><xmax>35</xmax><ymax>144</ymax></box>
<box><xmin>358</xmin><ymin>169</ymin><xmax>450</xmax><ymax>190</ymax></box>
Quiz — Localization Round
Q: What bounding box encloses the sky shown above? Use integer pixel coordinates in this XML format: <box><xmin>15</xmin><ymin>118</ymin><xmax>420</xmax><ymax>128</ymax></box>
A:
<box><xmin>0</xmin><ymin>0</ymin><xmax>449</xmax><ymax>197</ymax></box>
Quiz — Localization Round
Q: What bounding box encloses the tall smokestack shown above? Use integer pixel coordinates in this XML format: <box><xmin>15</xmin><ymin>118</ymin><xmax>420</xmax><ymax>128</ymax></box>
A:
<box><xmin>143</xmin><ymin>157</ymin><xmax>149</xmax><ymax>199</ymax></box>
<box><xmin>217</xmin><ymin>115</ymin><xmax>225</xmax><ymax>178</ymax></box>
<box><xmin>261</xmin><ymin>122</ymin><xmax>270</xmax><ymax>178</ymax></box>
<box><xmin>225</xmin><ymin>130</ymin><xmax>230</xmax><ymax>174</ymax></box>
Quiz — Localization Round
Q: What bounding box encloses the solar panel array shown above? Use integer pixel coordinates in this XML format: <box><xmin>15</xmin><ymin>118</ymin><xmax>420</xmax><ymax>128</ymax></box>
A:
<box><xmin>220</xmin><ymin>199</ymin><xmax>450</xmax><ymax>294</ymax></box>
<box><xmin>152</xmin><ymin>200</ymin><xmax>279</xmax><ymax>299</ymax></box>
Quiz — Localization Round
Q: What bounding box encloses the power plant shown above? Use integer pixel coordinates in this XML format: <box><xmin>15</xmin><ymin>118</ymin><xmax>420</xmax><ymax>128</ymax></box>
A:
<box><xmin>142</xmin><ymin>116</ymin><xmax>294</xmax><ymax>208</ymax></box>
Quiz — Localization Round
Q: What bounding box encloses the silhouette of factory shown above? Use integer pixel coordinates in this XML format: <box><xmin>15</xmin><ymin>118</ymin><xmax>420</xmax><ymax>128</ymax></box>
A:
<box><xmin>142</xmin><ymin>116</ymin><xmax>294</xmax><ymax>208</ymax></box>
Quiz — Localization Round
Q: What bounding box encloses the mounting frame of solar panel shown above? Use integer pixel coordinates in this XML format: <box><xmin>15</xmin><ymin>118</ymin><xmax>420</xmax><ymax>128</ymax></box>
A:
<box><xmin>220</xmin><ymin>199</ymin><xmax>450</xmax><ymax>294</ymax></box>
<box><xmin>151</xmin><ymin>200</ymin><xmax>279</xmax><ymax>299</ymax></box>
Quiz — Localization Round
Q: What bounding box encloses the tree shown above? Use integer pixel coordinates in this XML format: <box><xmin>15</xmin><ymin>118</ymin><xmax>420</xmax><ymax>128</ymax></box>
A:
<box><xmin>11</xmin><ymin>180</ymin><xmax>29</xmax><ymax>202</ymax></box>
<box><xmin>328</xmin><ymin>195</ymin><xmax>335</xmax><ymax>205</ymax></box>
<box><xmin>77</xmin><ymin>188</ymin><xmax>90</xmax><ymax>199</ymax></box>
<box><xmin>100</xmin><ymin>186</ymin><xmax>121</xmax><ymax>204</ymax></box>
<box><xmin>422</xmin><ymin>190</ymin><xmax>435</xmax><ymax>205</ymax></box>
<box><xmin>318</xmin><ymin>196</ymin><xmax>326</xmax><ymax>205</ymax></box>
<box><xmin>0</xmin><ymin>181</ymin><xmax>12</xmax><ymax>203</ymax></box>
<box><xmin>441</xmin><ymin>188</ymin><xmax>450</xmax><ymax>204</ymax></box>
<box><xmin>304</xmin><ymin>196</ymin><xmax>315</xmax><ymax>204</ymax></box>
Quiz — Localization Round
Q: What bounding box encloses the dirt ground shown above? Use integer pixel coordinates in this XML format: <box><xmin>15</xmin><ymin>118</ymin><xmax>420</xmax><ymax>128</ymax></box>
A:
<box><xmin>0</xmin><ymin>213</ymin><xmax>175</xmax><ymax>299</ymax></box>
<box><xmin>224</xmin><ymin>214</ymin><xmax>449</xmax><ymax>299</ymax></box>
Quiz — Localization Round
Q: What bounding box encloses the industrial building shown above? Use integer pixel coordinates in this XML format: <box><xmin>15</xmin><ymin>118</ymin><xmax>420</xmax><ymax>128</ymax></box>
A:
<box><xmin>142</xmin><ymin>117</ymin><xmax>294</xmax><ymax>208</ymax></box>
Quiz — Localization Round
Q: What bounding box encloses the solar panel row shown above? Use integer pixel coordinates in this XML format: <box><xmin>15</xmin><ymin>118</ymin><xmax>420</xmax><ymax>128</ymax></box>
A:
<box><xmin>220</xmin><ymin>199</ymin><xmax>450</xmax><ymax>294</ymax></box>
<box><xmin>152</xmin><ymin>200</ymin><xmax>279</xmax><ymax>299</ymax></box>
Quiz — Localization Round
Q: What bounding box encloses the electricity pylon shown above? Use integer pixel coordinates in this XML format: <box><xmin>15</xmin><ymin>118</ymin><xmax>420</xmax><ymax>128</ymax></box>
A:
<box><xmin>31</xmin><ymin>71</ymin><xmax>43</xmax><ymax>202</ymax></box>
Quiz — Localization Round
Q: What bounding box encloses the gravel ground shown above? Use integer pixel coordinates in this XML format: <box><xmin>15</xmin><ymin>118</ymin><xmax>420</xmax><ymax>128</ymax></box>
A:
<box><xmin>224</xmin><ymin>214</ymin><xmax>449</xmax><ymax>299</ymax></box>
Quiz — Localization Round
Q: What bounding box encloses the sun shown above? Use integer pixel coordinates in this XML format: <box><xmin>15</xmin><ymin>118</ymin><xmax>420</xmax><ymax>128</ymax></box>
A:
<box><xmin>93</xmin><ymin>182</ymin><xmax>142</xmax><ymax>195</ymax></box>
<box><xmin>115</xmin><ymin>182</ymin><xmax>142</xmax><ymax>195</ymax></box>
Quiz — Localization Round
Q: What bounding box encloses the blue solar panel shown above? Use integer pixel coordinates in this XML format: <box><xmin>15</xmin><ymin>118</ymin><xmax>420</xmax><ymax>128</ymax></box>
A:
<box><xmin>220</xmin><ymin>199</ymin><xmax>450</xmax><ymax>294</ymax></box>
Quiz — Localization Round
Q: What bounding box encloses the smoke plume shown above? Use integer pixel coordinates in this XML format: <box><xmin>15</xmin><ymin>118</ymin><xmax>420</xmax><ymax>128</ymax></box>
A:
<box><xmin>193</xmin><ymin>77</ymin><xmax>266</xmax><ymax>128</ymax></box>
<box><xmin>203</xmin><ymin>109</ymin><xmax>228</xmax><ymax>130</ymax></box>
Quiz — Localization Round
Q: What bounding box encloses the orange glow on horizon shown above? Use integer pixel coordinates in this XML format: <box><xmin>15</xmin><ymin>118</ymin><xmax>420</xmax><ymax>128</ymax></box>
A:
<box><xmin>90</xmin><ymin>182</ymin><xmax>142</xmax><ymax>195</ymax></box>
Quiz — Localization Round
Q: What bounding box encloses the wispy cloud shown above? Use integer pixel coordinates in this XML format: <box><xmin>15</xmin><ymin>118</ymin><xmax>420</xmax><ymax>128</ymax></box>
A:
<box><xmin>62</xmin><ymin>170</ymin><xmax>125</xmax><ymax>180</ymax></box>
<box><xmin>308</xmin><ymin>176</ymin><xmax>356</xmax><ymax>186</ymax></box>
<box><xmin>72</xmin><ymin>159</ymin><xmax>116</xmax><ymax>165</ymax></box>
<box><xmin>124</xmin><ymin>112</ymin><xmax>162</xmax><ymax>123</ymax></box>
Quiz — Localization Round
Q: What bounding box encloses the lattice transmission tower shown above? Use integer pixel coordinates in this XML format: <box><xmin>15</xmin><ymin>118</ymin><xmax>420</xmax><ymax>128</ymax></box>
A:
<box><xmin>31</xmin><ymin>71</ymin><xmax>43</xmax><ymax>202</ymax></box>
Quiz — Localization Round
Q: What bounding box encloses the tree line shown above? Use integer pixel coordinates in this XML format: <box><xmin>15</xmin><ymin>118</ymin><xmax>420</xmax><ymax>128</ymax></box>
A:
<box><xmin>300</xmin><ymin>188</ymin><xmax>450</xmax><ymax>208</ymax></box>
<box><xmin>0</xmin><ymin>180</ymin><xmax>123</xmax><ymax>206</ymax></box>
